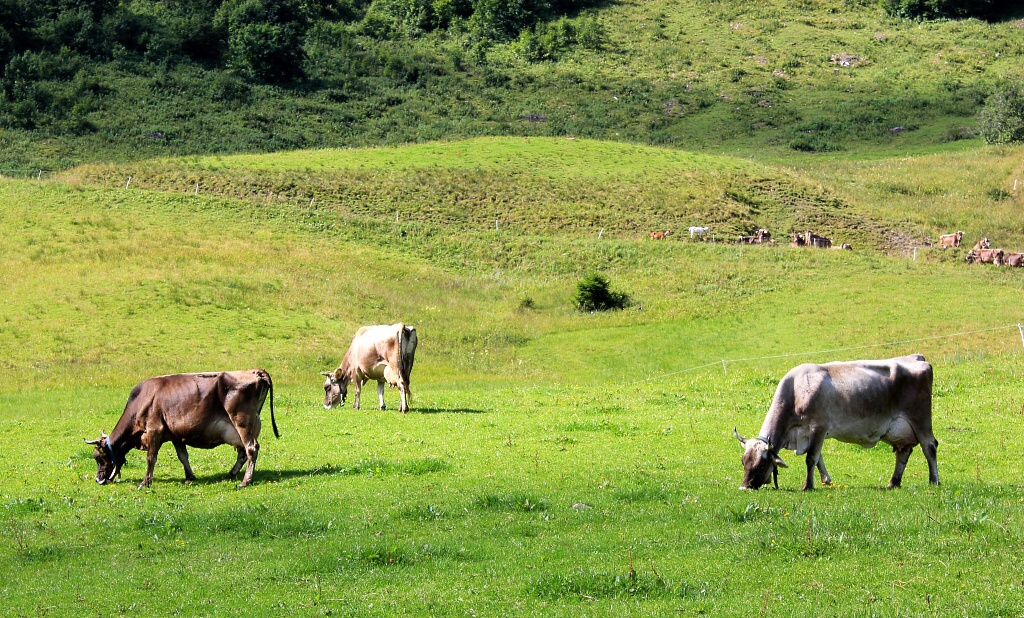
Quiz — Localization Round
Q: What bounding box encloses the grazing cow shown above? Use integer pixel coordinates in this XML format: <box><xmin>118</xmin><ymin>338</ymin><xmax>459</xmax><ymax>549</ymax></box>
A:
<box><xmin>734</xmin><ymin>354</ymin><xmax>938</xmax><ymax>491</ymax></box>
<box><xmin>649</xmin><ymin>230</ymin><xmax>671</xmax><ymax>240</ymax></box>
<box><xmin>831</xmin><ymin>243</ymin><xmax>853</xmax><ymax>250</ymax></box>
<box><xmin>1004</xmin><ymin>253</ymin><xmax>1024</xmax><ymax>267</ymax></box>
<box><xmin>84</xmin><ymin>370</ymin><xmax>277</xmax><ymax>488</ymax></box>
<box><xmin>738</xmin><ymin>229</ymin><xmax>772</xmax><ymax>244</ymax></box>
<box><xmin>939</xmin><ymin>231</ymin><xmax>963</xmax><ymax>248</ymax></box>
<box><xmin>689</xmin><ymin>226</ymin><xmax>709</xmax><ymax>239</ymax></box>
<box><xmin>967</xmin><ymin>248</ymin><xmax>1004</xmax><ymax>265</ymax></box>
<box><xmin>973</xmin><ymin>237</ymin><xmax>991</xmax><ymax>251</ymax></box>
<box><xmin>322</xmin><ymin>323</ymin><xmax>418</xmax><ymax>413</ymax></box>
<box><xmin>790</xmin><ymin>231</ymin><xmax>831</xmax><ymax>248</ymax></box>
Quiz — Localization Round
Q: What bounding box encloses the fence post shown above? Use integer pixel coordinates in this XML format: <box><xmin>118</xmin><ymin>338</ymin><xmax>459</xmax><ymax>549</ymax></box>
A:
<box><xmin>598</xmin><ymin>228</ymin><xmax>604</xmax><ymax>239</ymax></box>
<box><xmin>913</xmin><ymin>247</ymin><xmax>917</xmax><ymax>261</ymax></box>
<box><xmin>194</xmin><ymin>183</ymin><xmax>199</xmax><ymax>195</ymax></box>
<box><xmin>495</xmin><ymin>220</ymin><xmax>499</xmax><ymax>231</ymax></box>
<box><xmin>125</xmin><ymin>177</ymin><xmax>132</xmax><ymax>189</ymax></box>
<box><xmin>1018</xmin><ymin>323</ymin><xmax>1023</xmax><ymax>348</ymax></box>
<box><xmin>37</xmin><ymin>170</ymin><xmax>41</xmax><ymax>180</ymax></box>
<box><xmin>722</xmin><ymin>359</ymin><xmax>727</xmax><ymax>374</ymax></box>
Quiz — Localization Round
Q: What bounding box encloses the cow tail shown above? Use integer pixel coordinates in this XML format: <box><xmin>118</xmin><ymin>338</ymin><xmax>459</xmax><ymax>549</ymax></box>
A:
<box><xmin>398</xmin><ymin>324</ymin><xmax>415</xmax><ymax>402</ymax></box>
<box><xmin>261</xmin><ymin>370</ymin><xmax>279</xmax><ymax>438</ymax></box>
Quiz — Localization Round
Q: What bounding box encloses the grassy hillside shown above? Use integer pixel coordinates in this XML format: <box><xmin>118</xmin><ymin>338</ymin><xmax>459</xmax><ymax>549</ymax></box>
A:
<box><xmin>3</xmin><ymin>139</ymin><xmax>1024</xmax><ymax>614</ymax></box>
<box><xmin>2</xmin><ymin>1</ymin><xmax>1023</xmax><ymax>171</ymax></box>
<box><xmin>63</xmin><ymin>137</ymin><xmax>1024</xmax><ymax>252</ymax></box>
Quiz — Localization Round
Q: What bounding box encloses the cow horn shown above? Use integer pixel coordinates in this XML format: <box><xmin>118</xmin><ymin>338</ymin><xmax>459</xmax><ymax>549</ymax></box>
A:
<box><xmin>320</xmin><ymin>371</ymin><xmax>332</xmax><ymax>378</ymax></box>
<box><xmin>773</xmin><ymin>455</ymin><xmax>788</xmax><ymax>469</ymax></box>
<box><xmin>84</xmin><ymin>438</ymin><xmax>101</xmax><ymax>445</ymax></box>
<box><xmin>733</xmin><ymin>427</ymin><xmax>747</xmax><ymax>446</ymax></box>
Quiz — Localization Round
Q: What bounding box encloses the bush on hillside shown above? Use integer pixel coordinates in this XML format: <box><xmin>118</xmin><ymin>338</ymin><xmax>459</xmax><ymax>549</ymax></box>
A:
<box><xmin>880</xmin><ymin>0</ymin><xmax>999</xmax><ymax>19</ymax></box>
<box><xmin>574</xmin><ymin>274</ymin><xmax>630</xmax><ymax>312</ymax></box>
<box><xmin>978</xmin><ymin>84</ymin><xmax>1024</xmax><ymax>144</ymax></box>
<box><xmin>215</xmin><ymin>0</ymin><xmax>309</xmax><ymax>82</ymax></box>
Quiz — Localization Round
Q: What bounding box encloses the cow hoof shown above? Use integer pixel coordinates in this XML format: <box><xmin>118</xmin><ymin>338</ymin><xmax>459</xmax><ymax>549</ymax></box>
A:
<box><xmin>380</xmin><ymin>405</ymin><xmax>387</xmax><ymax>411</ymax></box>
<box><xmin>184</xmin><ymin>477</ymin><xmax>196</xmax><ymax>485</ymax></box>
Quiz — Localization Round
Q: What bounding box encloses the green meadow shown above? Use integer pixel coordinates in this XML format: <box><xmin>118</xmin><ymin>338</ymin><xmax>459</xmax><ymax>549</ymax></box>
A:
<box><xmin>3</xmin><ymin>138</ymin><xmax>1024</xmax><ymax>616</ymax></box>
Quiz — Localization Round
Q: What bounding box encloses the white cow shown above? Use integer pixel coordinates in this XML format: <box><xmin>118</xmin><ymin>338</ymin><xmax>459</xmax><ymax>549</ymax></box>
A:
<box><xmin>689</xmin><ymin>226</ymin><xmax>709</xmax><ymax>239</ymax></box>
<box><xmin>734</xmin><ymin>354</ymin><xmax>938</xmax><ymax>490</ymax></box>
<box><xmin>321</xmin><ymin>323</ymin><xmax>418</xmax><ymax>413</ymax></box>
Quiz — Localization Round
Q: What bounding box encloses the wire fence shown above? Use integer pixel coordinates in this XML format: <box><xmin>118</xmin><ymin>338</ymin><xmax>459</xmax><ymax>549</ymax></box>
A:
<box><xmin>645</xmin><ymin>323</ymin><xmax>1024</xmax><ymax>382</ymax></box>
<box><xmin>0</xmin><ymin>169</ymin><xmax>57</xmax><ymax>179</ymax></box>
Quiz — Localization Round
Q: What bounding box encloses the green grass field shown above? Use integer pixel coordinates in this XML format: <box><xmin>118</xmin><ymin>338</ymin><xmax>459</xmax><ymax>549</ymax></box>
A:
<box><xmin>3</xmin><ymin>139</ymin><xmax>1024</xmax><ymax>616</ymax></box>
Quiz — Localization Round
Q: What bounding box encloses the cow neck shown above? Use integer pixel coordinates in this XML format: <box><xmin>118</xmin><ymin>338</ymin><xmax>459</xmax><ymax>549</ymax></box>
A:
<box><xmin>105</xmin><ymin>421</ymin><xmax>132</xmax><ymax>466</ymax></box>
<box><xmin>757</xmin><ymin>407</ymin><xmax>791</xmax><ymax>455</ymax></box>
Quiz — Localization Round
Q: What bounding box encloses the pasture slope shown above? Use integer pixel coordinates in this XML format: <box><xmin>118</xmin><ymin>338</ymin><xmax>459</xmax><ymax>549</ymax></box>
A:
<box><xmin>2</xmin><ymin>138</ymin><xmax>1024</xmax><ymax>616</ymax></box>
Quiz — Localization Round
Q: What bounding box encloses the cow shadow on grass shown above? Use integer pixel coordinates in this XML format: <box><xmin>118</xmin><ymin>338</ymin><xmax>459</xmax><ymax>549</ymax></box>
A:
<box><xmin>416</xmin><ymin>407</ymin><xmax>488</xmax><ymax>415</ymax></box>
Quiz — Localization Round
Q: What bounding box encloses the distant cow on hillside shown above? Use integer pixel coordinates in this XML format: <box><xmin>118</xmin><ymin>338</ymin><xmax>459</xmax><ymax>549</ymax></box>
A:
<box><xmin>966</xmin><ymin>248</ymin><xmax>1004</xmax><ymax>265</ymax></box>
<box><xmin>689</xmin><ymin>226</ymin><xmax>709</xmax><ymax>240</ymax></box>
<box><xmin>973</xmin><ymin>237</ymin><xmax>991</xmax><ymax>251</ymax></box>
<box><xmin>939</xmin><ymin>231</ymin><xmax>963</xmax><ymax>248</ymax></box>
<box><xmin>322</xmin><ymin>323</ymin><xmax>418</xmax><ymax>413</ymax></box>
<box><xmin>738</xmin><ymin>229</ymin><xmax>772</xmax><ymax>244</ymax></box>
<box><xmin>1003</xmin><ymin>253</ymin><xmax>1023</xmax><ymax>267</ymax></box>
<box><xmin>649</xmin><ymin>230</ymin><xmax>671</xmax><ymax>240</ymax></box>
<box><xmin>790</xmin><ymin>231</ymin><xmax>832</xmax><ymax>248</ymax></box>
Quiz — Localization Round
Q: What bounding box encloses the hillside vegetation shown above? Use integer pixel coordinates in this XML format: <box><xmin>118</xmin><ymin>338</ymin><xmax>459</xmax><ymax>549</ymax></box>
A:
<box><xmin>2</xmin><ymin>0</ymin><xmax>1023</xmax><ymax>170</ymax></box>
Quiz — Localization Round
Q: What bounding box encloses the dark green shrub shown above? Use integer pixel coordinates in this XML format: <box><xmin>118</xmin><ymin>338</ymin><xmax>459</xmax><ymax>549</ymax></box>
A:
<box><xmin>879</xmin><ymin>0</ymin><xmax>998</xmax><ymax>19</ymax></box>
<box><xmin>978</xmin><ymin>84</ymin><xmax>1024</xmax><ymax>145</ymax></box>
<box><xmin>574</xmin><ymin>274</ymin><xmax>629</xmax><ymax>312</ymax></box>
<box><xmin>215</xmin><ymin>0</ymin><xmax>308</xmax><ymax>82</ymax></box>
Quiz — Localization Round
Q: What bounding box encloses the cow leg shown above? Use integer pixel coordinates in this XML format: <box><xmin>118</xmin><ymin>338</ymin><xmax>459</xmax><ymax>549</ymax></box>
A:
<box><xmin>172</xmin><ymin>440</ymin><xmax>196</xmax><ymax>483</ymax></box>
<box><xmin>238</xmin><ymin>440</ymin><xmax>260</xmax><ymax>488</ymax></box>
<box><xmin>227</xmin><ymin>446</ymin><xmax>246</xmax><ymax>480</ymax></box>
<box><xmin>802</xmin><ymin>432</ymin><xmax>827</xmax><ymax>491</ymax></box>
<box><xmin>816</xmin><ymin>456</ymin><xmax>832</xmax><ymax>486</ymax></box>
<box><xmin>353</xmin><ymin>379</ymin><xmax>362</xmax><ymax>410</ymax></box>
<box><xmin>922</xmin><ymin>438</ymin><xmax>940</xmax><ymax>486</ymax></box>
<box><xmin>377</xmin><ymin>381</ymin><xmax>386</xmax><ymax>411</ymax></box>
<box><xmin>140</xmin><ymin>432</ymin><xmax>163</xmax><ymax>489</ymax></box>
<box><xmin>888</xmin><ymin>445</ymin><xmax>914</xmax><ymax>489</ymax></box>
<box><xmin>398</xmin><ymin>380</ymin><xmax>409</xmax><ymax>413</ymax></box>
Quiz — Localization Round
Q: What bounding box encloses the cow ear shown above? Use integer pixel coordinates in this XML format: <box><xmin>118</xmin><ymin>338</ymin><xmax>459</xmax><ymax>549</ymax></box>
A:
<box><xmin>732</xmin><ymin>427</ymin><xmax>747</xmax><ymax>446</ymax></box>
<box><xmin>773</xmin><ymin>455</ymin><xmax>788</xmax><ymax>469</ymax></box>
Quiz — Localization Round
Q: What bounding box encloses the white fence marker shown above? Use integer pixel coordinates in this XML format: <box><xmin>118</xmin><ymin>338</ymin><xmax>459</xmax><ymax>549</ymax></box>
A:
<box><xmin>913</xmin><ymin>247</ymin><xmax>917</xmax><ymax>261</ymax></box>
<box><xmin>495</xmin><ymin>220</ymin><xmax>499</xmax><ymax>231</ymax></box>
<box><xmin>125</xmin><ymin>177</ymin><xmax>132</xmax><ymax>189</ymax></box>
<box><xmin>310</xmin><ymin>197</ymin><xmax>315</xmax><ymax>207</ymax></box>
<box><xmin>194</xmin><ymin>183</ymin><xmax>199</xmax><ymax>195</ymax></box>
<box><xmin>37</xmin><ymin>170</ymin><xmax>41</xmax><ymax>180</ymax></box>
<box><xmin>722</xmin><ymin>359</ymin><xmax>727</xmax><ymax>374</ymax></box>
<box><xmin>1019</xmin><ymin>324</ymin><xmax>1023</xmax><ymax>348</ymax></box>
<box><xmin>599</xmin><ymin>228</ymin><xmax>604</xmax><ymax>239</ymax></box>
<box><xmin>396</xmin><ymin>210</ymin><xmax>399</xmax><ymax>223</ymax></box>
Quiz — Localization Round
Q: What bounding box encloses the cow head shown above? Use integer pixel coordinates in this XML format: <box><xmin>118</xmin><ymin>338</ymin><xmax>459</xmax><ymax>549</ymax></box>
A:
<box><xmin>84</xmin><ymin>432</ymin><xmax>121</xmax><ymax>485</ymax></box>
<box><xmin>320</xmin><ymin>370</ymin><xmax>347</xmax><ymax>409</ymax></box>
<box><xmin>734</xmin><ymin>427</ymin><xmax>787</xmax><ymax>490</ymax></box>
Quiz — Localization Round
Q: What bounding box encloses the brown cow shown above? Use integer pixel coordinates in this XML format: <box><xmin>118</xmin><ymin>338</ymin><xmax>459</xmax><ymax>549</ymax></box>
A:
<box><xmin>790</xmin><ymin>231</ymin><xmax>832</xmax><ymax>248</ymax></box>
<box><xmin>649</xmin><ymin>230</ymin><xmax>671</xmax><ymax>240</ymax></box>
<box><xmin>1003</xmin><ymin>253</ymin><xmax>1023</xmax><ymax>267</ymax></box>
<box><xmin>973</xmin><ymin>237</ymin><xmax>991</xmax><ymax>251</ymax></box>
<box><xmin>939</xmin><ymin>231</ymin><xmax>963</xmax><ymax>248</ymax></box>
<box><xmin>85</xmin><ymin>370</ymin><xmax>277</xmax><ymax>488</ymax></box>
<box><xmin>322</xmin><ymin>323</ymin><xmax>418</xmax><ymax>413</ymax></box>
<box><xmin>978</xmin><ymin>249</ymin><xmax>1005</xmax><ymax>265</ymax></box>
